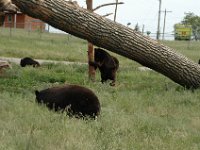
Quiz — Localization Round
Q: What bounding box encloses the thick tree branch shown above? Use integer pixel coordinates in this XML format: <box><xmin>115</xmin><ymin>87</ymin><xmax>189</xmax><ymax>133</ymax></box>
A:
<box><xmin>93</xmin><ymin>2</ymin><xmax>124</xmax><ymax>11</ymax></box>
<box><xmin>11</xmin><ymin>0</ymin><xmax>200</xmax><ymax>88</ymax></box>
<box><xmin>102</xmin><ymin>13</ymin><xmax>113</xmax><ymax>17</ymax></box>
<box><xmin>0</xmin><ymin>0</ymin><xmax>18</xmax><ymax>12</ymax></box>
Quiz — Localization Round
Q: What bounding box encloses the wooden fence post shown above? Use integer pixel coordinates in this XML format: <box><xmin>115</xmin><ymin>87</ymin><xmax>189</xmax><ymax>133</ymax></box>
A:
<box><xmin>86</xmin><ymin>0</ymin><xmax>95</xmax><ymax>81</ymax></box>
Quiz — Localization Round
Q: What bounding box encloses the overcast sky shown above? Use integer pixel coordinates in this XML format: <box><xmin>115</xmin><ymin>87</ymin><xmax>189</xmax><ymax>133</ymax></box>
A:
<box><xmin>50</xmin><ymin>0</ymin><xmax>200</xmax><ymax>39</ymax></box>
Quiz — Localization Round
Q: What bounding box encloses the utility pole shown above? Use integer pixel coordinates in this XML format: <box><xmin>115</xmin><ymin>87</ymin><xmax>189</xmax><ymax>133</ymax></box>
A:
<box><xmin>142</xmin><ymin>24</ymin><xmax>145</xmax><ymax>34</ymax></box>
<box><xmin>156</xmin><ymin>0</ymin><xmax>161</xmax><ymax>40</ymax></box>
<box><xmin>86</xmin><ymin>0</ymin><xmax>95</xmax><ymax>81</ymax></box>
<box><xmin>162</xmin><ymin>9</ymin><xmax>172</xmax><ymax>40</ymax></box>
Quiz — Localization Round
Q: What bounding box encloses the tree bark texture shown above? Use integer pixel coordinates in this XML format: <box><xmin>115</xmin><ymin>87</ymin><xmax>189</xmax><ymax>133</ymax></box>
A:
<box><xmin>12</xmin><ymin>0</ymin><xmax>200</xmax><ymax>88</ymax></box>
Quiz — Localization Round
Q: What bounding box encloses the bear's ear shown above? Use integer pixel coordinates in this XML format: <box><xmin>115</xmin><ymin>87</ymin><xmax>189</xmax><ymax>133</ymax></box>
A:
<box><xmin>35</xmin><ymin>90</ymin><xmax>39</xmax><ymax>96</ymax></box>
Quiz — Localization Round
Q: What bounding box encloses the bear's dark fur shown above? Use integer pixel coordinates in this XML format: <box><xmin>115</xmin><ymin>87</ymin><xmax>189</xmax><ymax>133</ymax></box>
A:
<box><xmin>35</xmin><ymin>85</ymin><xmax>101</xmax><ymax>119</ymax></box>
<box><xmin>198</xmin><ymin>59</ymin><xmax>200</xmax><ymax>64</ymax></box>
<box><xmin>20</xmin><ymin>57</ymin><xmax>40</xmax><ymax>67</ymax></box>
<box><xmin>89</xmin><ymin>48</ymin><xmax>119</xmax><ymax>86</ymax></box>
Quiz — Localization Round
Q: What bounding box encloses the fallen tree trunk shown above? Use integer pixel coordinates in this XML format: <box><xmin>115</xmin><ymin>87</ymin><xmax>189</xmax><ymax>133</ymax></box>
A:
<box><xmin>12</xmin><ymin>0</ymin><xmax>200</xmax><ymax>88</ymax></box>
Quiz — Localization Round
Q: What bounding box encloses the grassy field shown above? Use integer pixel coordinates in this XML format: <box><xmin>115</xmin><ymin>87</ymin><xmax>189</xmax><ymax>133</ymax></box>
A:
<box><xmin>0</xmin><ymin>28</ymin><xmax>200</xmax><ymax>150</ymax></box>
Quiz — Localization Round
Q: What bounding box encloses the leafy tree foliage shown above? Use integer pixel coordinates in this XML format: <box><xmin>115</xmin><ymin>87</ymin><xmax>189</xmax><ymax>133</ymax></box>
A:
<box><xmin>181</xmin><ymin>13</ymin><xmax>200</xmax><ymax>40</ymax></box>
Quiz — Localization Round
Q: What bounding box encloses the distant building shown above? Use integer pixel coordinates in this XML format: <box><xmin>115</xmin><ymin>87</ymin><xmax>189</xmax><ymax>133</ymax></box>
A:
<box><xmin>1</xmin><ymin>11</ymin><xmax>45</xmax><ymax>31</ymax></box>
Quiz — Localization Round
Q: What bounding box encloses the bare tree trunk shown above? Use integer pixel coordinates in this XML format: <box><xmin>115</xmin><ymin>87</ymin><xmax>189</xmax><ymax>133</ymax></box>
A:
<box><xmin>86</xmin><ymin>0</ymin><xmax>95</xmax><ymax>81</ymax></box>
<box><xmin>12</xmin><ymin>0</ymin><xmax>200</xmax><ymax>88</ymax></box>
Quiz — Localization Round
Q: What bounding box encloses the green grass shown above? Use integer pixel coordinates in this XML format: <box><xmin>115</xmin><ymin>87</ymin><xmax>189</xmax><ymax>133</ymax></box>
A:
<box><xmin>0</xmin><ymin>28</ymin><xmax>88</xmax><ymax>62</ymax></box>
<box><xmin>162</xmin><ymin>40</ymin><xmax>200</xmax><ymax>63</ymax></box>
<box><xmin>0</xmin><ymin>28</ymin><xmax>200</xmax><ymax>150</ymax></box>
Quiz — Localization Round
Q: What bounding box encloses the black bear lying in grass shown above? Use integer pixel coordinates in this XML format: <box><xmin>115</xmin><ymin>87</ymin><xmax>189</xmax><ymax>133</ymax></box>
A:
<box><xmin>35</xmin><ymin>85</ymin><xmax>101</xmax><ymax>119</ymax></box>
<box><xmin>20</xmin><ymin>57</ymin><xmax>40</xmax><ymax>67</ymax></box>
<box><xmin>89</xmin><ymin>48</ymin><xmax>119</xmax><ymax>86</ymax></box>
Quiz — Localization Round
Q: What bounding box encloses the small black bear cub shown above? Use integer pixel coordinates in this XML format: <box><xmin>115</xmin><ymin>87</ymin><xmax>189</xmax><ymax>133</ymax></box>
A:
<box><xmin>89</xmin><ymin>48</ymin><xmax>119</xmax><ymax>86</ymax></box>
<box><xmin>35</xmin><ymin>85</ymin><xmax>101</xmax><ymax>119</ymax></box>
<box><xmin>20</xmin><ymin>57</ymin><xmax>40</xmax><ymax>67</ymax></box>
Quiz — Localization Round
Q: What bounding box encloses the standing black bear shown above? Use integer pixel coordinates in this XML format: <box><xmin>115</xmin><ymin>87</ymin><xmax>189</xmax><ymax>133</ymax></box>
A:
<box><xmin>89</xmin><ymin>48</ymin><xmax>119</xmax><ymax>86</ymax></box>
<box><xmin>20</xmin><ymin>57</ymin><xmax>40</xmax><ymax>67</ymax></box>
<box><xmin>35</xmin><ymin>84</ymin><xmax>101</xmax><ymax>119</ymax></box>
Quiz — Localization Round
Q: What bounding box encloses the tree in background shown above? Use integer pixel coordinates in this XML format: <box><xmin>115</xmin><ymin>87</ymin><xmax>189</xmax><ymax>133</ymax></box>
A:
<box><xmin>134</xmin><ymin>23</ymin><xmax>140</xmax><ymax>32</ymax></box>
<box><xmin>181</xmin><ymin>12</ymin><xmax>200</xmax><ymax>41</ymax></box>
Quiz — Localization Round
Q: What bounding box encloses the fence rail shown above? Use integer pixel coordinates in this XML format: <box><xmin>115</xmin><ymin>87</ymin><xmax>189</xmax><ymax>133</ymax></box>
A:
<box><xmin>2</xmin><ymin>21</ymin><xmax>45</xmax><ymax>32</ymax></box>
